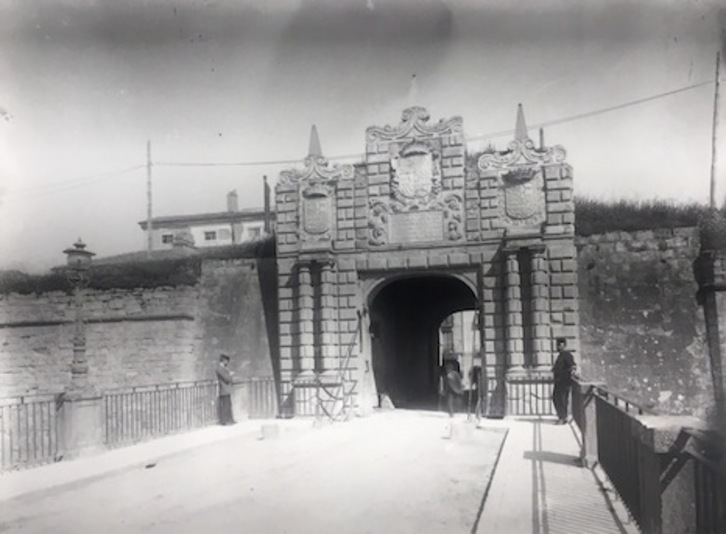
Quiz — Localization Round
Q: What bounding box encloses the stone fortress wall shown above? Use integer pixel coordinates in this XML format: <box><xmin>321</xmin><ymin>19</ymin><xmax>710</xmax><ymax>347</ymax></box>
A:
<box><xmin>0</xmin><ymin>258</ymin><xmax>277</xmax><ymax>398</ymax></box>
<box><xmin>577</xmin><ymin>227</ymin><xmax>711</xmax><ymax>417</ymax></box>
<box><xmin>0</xmin><ymin>227</ymin><xmax>714</xmax><ymax>417</ymax></box>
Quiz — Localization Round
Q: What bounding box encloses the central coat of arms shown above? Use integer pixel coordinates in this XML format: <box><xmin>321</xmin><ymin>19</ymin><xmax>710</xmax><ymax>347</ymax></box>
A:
<box><xmin>391</xmin><ymin>141</ymin><xmax>441</xmax><ymax>207</ymax></box>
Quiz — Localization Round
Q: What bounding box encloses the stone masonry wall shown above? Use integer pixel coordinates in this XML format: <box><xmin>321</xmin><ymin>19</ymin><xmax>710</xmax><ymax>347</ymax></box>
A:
<box><xmin>0</xmin><ymin>258</ymin><xmax>277</xmax><ymax>399</ymax></box>
<box><xmin>577</xmin><ymin>227</ymin><xmax>713</xmax><ymax>418</ymax></box>
<box><xmin>0</xmin><ymin>287</ymin><xmax>200</xmax><ymax>397</ymax></box>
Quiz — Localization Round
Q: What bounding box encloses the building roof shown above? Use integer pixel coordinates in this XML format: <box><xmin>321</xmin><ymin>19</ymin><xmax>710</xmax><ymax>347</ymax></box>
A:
<box><xmin>138</xmin><ymin>207</ymin><xmax>274</xmax><ymax>230</ymax></box>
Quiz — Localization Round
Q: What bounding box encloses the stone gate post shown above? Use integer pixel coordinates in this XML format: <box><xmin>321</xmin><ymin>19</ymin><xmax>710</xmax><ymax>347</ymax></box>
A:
<box><xmin>694</xmin><ymin>212</ymin><xmax>726</xmax><ymax>427</ymax></box>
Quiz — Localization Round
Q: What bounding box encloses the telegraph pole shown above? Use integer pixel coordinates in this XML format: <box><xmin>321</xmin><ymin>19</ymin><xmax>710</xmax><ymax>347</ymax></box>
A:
<box><xmin>710</xmin><ymin>52</ymin><xmax>721</xmax><ymax>209</ymax></box>
<box><xmin>146</xmin><ymin>140</ymin><xmax>153</xmax><ymax>257</ymax></box>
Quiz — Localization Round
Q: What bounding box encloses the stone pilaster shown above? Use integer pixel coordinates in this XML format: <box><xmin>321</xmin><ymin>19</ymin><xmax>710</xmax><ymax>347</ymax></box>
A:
<box><xmin>297</xmin><ymin>263</ymin><xmax>315</xmax><ymax>377</ymax></box>
<box><xmin>505</xmin><ymin>251</ymin><xmax>524</xmax><ymax>371</ymax></box>
<box><xmin>319</xmin><ymin>260</ymin><xmax>340</xmax><ymax>376</ymax></box>
<box><xmin>531</xmin><ymin>247</ymin><xmax>551</xmax><ymax>368</ymax></box>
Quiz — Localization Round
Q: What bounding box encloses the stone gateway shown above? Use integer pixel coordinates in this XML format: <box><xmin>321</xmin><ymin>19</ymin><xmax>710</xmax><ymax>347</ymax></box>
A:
<box><xmin>274</xmin><ymin>106</ymin><xmax>578</xmax><ymax>417</ymax></box>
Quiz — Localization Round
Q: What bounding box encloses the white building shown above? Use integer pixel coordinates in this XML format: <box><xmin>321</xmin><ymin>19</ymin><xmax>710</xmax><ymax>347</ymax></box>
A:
<box><xmin>138</xmin><ymin>190</ymin><xmax>274</xmax><ymax>250</ymax></box>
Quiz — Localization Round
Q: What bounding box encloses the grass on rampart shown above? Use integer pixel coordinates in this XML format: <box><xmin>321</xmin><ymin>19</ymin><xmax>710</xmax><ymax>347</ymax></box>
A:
<box><xmin>574</xmin><ymin>197</ymin><xmax>715</xmax><ymax>237</ymax></box>
<box><xmin>0</xmin><ymin>235</ymin><xmax>275</xmax><ymax>295</ymax></box>
<box><xmin>1</xmin><ymin>204</ymin><xmax>720</xmax><ymax>294</ymax></box>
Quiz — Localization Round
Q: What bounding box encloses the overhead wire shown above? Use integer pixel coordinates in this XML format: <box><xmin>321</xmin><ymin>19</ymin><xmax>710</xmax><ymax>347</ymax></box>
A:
<box><xmin>1</xmin><ymin>78</ymin><xmax>714</xmax><ymax>199</ymax></box>
<box><xmin>5</xmin><ymin>164</ymin><xmax>145</xmax><ymax>200</ymax></box>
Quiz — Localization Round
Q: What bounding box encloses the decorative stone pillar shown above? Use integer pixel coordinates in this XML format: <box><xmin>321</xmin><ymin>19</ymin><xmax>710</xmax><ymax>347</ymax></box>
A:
<box><xmin>531</xmin><ymin>247</ymin><xmax>551</xmax><ymax>369</ymax></box>
<box><xmin>319</xmin><ymin>260</ymin><xmax>339</xmax><ymax>378</ymax></box>
<box><xmin>297</xmin><ymin>263</ymin><xmax>315</xmax><ymax>377</ymax></box>
<box><xmin>60</xmin><ymin>239</ymin><xmax>104</xmax><ymax>458</ymax></box>
<box><xmin>505</xmin><ymin>251</ymin><xmax>524</xmax><ymax>371</ymax></box>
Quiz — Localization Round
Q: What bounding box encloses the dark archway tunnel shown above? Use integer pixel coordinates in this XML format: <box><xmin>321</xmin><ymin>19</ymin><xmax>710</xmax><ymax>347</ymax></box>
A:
<box><xmin>369</xmin><ymin>275</ymin><xmax>477</xmax><ymax>409</ymax></box>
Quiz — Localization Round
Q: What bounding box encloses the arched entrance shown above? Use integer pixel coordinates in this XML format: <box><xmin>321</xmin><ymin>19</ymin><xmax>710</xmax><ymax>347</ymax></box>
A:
<box><xmin>274</xmin><ymin>106</ymin><xmax>579</xmax><ymax>419</ymax></box>
<box><xmin>368</xmin><ymin>275</ymin><xmax>477</xmax><ymax>409</ymax></box>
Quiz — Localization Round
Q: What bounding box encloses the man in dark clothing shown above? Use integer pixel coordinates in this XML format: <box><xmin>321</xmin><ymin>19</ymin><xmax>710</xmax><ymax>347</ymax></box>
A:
<box><xmin>551</xmin><ymin>338</ymin><xmax>577</xmax><ymax>424</ymax></box>
<box><xmin>216</xmin><ymin>354</ymin><xmax>235</xmax><ymax>425</ymax></box>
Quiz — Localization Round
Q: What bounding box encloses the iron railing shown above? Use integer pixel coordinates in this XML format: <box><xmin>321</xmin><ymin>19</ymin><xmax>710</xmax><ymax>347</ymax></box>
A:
<box><xmin>239</xmin><ymin>377</ymin><xmax>278</xmax><ymax>419</ymax></box>
<box><xmin>506</xmin><ymin>375</ymin><xmax>556</xmax><ymax>416</ymax></box>
<box><xmin>683</xmin><ymin>428</ymin><xmax>726</xmax><ymax>532</ymax></box>
<box><xmin>595</xmin><ymin>392</ymin><xmax>644</xmax><ymax>526</ymax></box>
<box><xmin>104</xmin><ymin>380</ymin><xmax>218</xmax><ymax>447</ymax></box>
<box><xmin>0</xmin><ymin>393</ymin><xmax>62</xmax><ymax>471</ymax></box>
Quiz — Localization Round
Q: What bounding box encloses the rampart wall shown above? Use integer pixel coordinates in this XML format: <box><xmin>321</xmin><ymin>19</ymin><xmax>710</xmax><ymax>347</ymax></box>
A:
<box><xmin>0</xmin><ymin>230</ymin><xmax>715</xmax><ymax>419</ymax></box>
<box><xmin>576</xmin><ymin>227</ymin><xmax>712</xmax><ymax>417</ymax></box>
<box><xmin>0</xmin><ymin>258</ymin><xmax>277</xmax><ymax>398</ymax></box>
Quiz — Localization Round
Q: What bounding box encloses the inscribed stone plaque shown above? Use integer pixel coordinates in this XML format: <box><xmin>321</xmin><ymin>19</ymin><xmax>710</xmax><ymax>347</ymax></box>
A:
<box><xmin>390</xmin><ymin>211</ymin><xmax>443</xmax><ymax>243</ymax></box>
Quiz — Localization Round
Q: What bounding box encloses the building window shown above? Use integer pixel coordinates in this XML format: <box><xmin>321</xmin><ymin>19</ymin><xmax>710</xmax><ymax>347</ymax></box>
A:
<box><xmin>204</xmin><ymin>231</ymin><xmax>217</xmax><ymax>241</ymax></box>
<box><xmin>161</xmin><ymin>234</ymin><xmax>173</xmax><ymax>244</ymax></box>
<box><xmin>249</xmin><ymin>227</ymin><xmax>261</xmax><ymax>238</ymax></box>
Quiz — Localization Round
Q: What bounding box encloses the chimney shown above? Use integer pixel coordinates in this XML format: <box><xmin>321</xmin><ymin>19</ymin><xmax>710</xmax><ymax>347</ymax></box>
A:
<box><xmin>227</xmin><ymin>190</ymin><xmax>238</xmax><ymax>212</ymax></box>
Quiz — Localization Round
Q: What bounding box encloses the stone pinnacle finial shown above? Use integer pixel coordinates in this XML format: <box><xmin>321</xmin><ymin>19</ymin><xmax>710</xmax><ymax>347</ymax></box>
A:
<box><xmin>308</xmin><ymin>124</ymin><xmax>322</xmax><ymax>158</ymax></box>
<box><xmin>407</xmin><ymin>73</ymin><xmax>419</xmax><ymax>107</ymax></box>
<box><xmin>515</xmin><ymin>103</ymin><xmax>529</xmax><ymax>142</ymax></box>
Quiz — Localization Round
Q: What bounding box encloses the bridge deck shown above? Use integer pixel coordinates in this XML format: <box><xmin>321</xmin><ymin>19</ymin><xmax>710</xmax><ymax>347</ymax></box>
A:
<box><xmin>477</xmin><ymin>418</ymin><xmax>639</xmax><ymax>534</ymax></box>
<box><xmin>0</xmin><ymin>413</ymin><xmax>637</xmax><ymax>533</ymax></box>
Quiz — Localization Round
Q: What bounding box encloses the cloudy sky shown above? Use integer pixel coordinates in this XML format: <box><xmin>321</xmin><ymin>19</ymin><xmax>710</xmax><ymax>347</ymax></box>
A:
<box><xmin>0</xmin><ymin>0</ymin><xmax>724</xmax><ymax>271</ymax></box>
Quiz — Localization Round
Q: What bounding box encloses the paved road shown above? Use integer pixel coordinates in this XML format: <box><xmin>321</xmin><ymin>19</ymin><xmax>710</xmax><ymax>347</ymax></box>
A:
<box><xmin>0</xmin><ymin>412</ymin><xmax>505</xmax><ymax>534</ymax></box>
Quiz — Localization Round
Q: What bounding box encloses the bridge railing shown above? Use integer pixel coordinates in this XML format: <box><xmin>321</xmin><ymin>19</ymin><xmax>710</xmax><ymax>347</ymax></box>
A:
<box><xmin>104</xmin><ymin>380</ymin><xmax>218</xmax><ymax>447</ymax></box>
<box><xmin>572</xmin><ymin>378</ymin><xmax>723</xmax><ymax>533</ymax></box>
<box><xmin>0</xmin><ymin>393</ymin><xmax>62</xmax><ymax>472</ymax></box>
<box><xmin>682</xmin><ymin>428</ymin><xmax>726</xmax><ymax>532</ymax></box>
<box><xmin>103</xmin><ymin>376</ymin><xmax>279</xmax><ymax>447</ymax></box>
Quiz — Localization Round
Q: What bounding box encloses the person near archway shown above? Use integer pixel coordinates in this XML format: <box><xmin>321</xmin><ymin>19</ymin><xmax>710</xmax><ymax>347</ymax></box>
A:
<box><xmin>441</xmin><ymin>354</ymin><xmax>464</xmax><ymax>417</ymax></box>
<box><xmin>216</xmin><ymin>354</ymin><xmax>236</xmax><ymax>425</ymax></box>
<box><xmin>551</xmin><ymin>338</ymin><xmax>577</xmax><ymax>424</ymax></box>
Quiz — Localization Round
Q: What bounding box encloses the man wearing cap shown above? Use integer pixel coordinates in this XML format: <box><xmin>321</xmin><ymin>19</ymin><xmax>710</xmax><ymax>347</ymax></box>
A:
<box><xmin>551</xmin><ymin>338</ymin><xmax>577</xmax><ymax>424</ymax></box>
<box><xmin>216</xmin><ymin>354</ymin><xmax>236</xmax><ymax>425</ymax></box>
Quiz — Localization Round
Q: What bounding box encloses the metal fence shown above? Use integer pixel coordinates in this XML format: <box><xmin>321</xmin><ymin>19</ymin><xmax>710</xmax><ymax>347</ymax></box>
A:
<box><xmin>684</xmin><ymin>428</ymin><xmax>726</xmax><ymax>532</ymax></box>
<box><xmin>239</xmin><ymin>377</ymin><xmax>278</xmax><ymax>419</ymax></box>
<box><xmin>291</xmin><ymin>381</ymin><xmax>319</xmax><ymax>417</ymax></box>
<box><xmin>506</xmin><ymin>375</ymin><xmax>556</xmax><ymax>416</ymax></box>
<box><xmin>595</xmin><ymin>393</ymin><xmax>644</xmax><ymax>525</ymax></box>
<box><xmin>0</xmin><ymin>393</ymin><xmax>62</xmax><ymax>471</ymax></box>
<box><xmin>104</xmin><ymin>381</ymin><xmax>218</xmax><ymax>447</ymax></box>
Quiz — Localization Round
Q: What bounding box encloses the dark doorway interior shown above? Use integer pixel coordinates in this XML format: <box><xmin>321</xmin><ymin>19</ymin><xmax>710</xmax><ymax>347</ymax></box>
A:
<box><xmin>369</xmin><ymin>275</ymin><xmax>477</xmax><ymax>409</ymax></box>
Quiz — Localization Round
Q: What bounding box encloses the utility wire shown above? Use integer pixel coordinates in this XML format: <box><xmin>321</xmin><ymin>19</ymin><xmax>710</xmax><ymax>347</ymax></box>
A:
<box><xmin>6</xmin><ymin>165</ymin><xmax>145</xmax><ymax>200</ymax></box>
<box><xmin>466</xmin><ymin>79</ymin><xmax>715</xmax><ymax>142</ymax></box>
<box><xmin>157</xmin><ymin>79</ymin><xmax>715</xmax><ymax>166</ymax></box>
<box><xmin>2</xmin><ymin>79</ymin><xmax>714</xmax><ymax>196</ymax></box>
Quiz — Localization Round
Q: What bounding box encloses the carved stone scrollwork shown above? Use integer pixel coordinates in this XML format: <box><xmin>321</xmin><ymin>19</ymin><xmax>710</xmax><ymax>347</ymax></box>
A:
<box><xmin>367</xmin><ymin>193</ymin><xmax>464</xmax><ymax>246</ymax></box>
<box><xmin>368</xmin><ymin>200</ymin><xmax>389</xmax><ymax>246</ymax></box>
<box><xmin>441</xmin><ymin>194</ymin><xmax>464</xmax><ymax>241</ymax></box>
<box><xmin>279</xmin><ymin>154</ymin><xmax>354</xmax><ymax>186</ymax></box>
<box><xmin>366</xmin><ymin>107</ymin><xmax>463</xmax><ymax>142</ymax></box>
<box><xmin>477</xmin><ymin>139</ymin><xmax>567</xmax><ymax>172</ymax></box>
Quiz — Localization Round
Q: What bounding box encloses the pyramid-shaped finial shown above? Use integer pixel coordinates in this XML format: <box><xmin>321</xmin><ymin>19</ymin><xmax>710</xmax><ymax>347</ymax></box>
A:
<box><xmin>308</xmin><ymin>124</ymin><xmax>322</xmax><ymax>158</ymax></box>
<box><xmin>407</xmin><ymin>74</ymin><xmax>419</xmax><ymax>107</ymax></box>
<box><xmin>514</xmin><ymin>103</ymin><xmax>529</xmax><ymax>142</ymax></box>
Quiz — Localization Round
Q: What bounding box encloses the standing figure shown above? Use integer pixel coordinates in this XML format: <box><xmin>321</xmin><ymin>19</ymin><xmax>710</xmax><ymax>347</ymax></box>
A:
<box><xmin>551</xmin><ymin>338</ymin><xmax>577</xmax><ymax>424</ymax></box>
<box><xmin>216</xmin><ymin>354</ymin><xmax>236</xmax><ymax>425</ymax></box>
<box><xmin>441</xmin><ymin>357</ymin><xmax>464</xmax><ymax>418</ymax></box>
